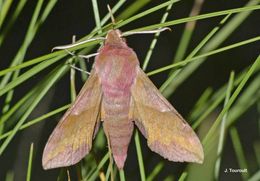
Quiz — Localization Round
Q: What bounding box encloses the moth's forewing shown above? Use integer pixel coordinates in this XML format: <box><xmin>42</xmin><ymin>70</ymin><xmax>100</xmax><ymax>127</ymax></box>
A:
<box><xmin>131</xmin><ymin>67</ymin><xmax>204</xmax><ymax>163</ymax></box>
<box><xmin>42</xmin><ymin>71</ymin><xmax>102</xmax><ymax>169</ymax></box>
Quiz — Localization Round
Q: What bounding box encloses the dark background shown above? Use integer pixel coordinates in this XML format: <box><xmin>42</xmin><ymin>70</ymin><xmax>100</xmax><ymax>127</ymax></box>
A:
<box><xmin>0</xmin><ymin>0</ymin><xmax>259</xmax><ymax>180</ymax></box>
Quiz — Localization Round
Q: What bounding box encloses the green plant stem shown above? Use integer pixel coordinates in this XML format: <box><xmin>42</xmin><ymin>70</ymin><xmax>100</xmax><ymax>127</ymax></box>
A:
<box><xmin>26</xmin><ymin>143</ymin><xmax>34</xmax><ymax>181</ymax></box>
<box><xmin>135</xmin><ymin>131</ymin><xmax>146</xmax><ymax>181</ymax></box>
<box><xmin>119</xmin><ymin>170</ymin><xmax>125</xmax><ymax>181</ymax></box>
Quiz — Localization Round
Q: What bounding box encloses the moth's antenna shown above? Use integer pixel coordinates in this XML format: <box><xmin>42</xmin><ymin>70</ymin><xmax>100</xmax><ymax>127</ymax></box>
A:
<box><xmin>107</xmin><ymin>4</ymin><xmax>116</xmax><ymax>27</ymax></box>
<box><xmin>122</xmin><ymin>27</ymin><xmax>171</xmax><ymax>37</ymax></box>
<box><xmin>51</xmin><ymin>37</ymin><xmax>106</xmax><ymax>52</ymax></box>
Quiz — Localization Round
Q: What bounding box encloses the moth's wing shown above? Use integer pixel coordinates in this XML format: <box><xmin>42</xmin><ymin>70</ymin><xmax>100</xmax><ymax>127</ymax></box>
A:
<box><xmin>131</xmin><ymin>68</ymin><xmax>204</xmax><ymax>163</ymax></box>
<box><xmin>42</xmin><ymin>70</ymin><xmax>102</xmax><ymax>169</ymax></box>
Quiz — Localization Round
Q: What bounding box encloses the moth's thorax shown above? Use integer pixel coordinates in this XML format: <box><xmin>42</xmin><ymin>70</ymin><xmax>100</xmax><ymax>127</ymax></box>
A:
<box><xmin>95</xmin><ymin>31</ymin><xmax>139</xmax><ymax>124</ymax></box>
<box><xmin>104</xmin><ymin>29</ymin><xmax>127</xmax><ymax>48</ymax></box>
<box><xmin>95</xmin><ymin>31</ymin><xmax>139</xmax><ymax>91</ymax></box>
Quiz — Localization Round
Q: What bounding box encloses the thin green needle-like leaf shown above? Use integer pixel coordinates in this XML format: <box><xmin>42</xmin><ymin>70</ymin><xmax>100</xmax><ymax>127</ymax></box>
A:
<box><xmin>87</xmin><ymin>153</ymin><xmax>109</xmax><ymax>181</ymax></box>
<box><xmin>0</xmin><ymin>105</ymin><xmax>70</xmax><ymax>140</ymax></box>
<box><xmin>91</xmin><ymin>0</ymin><xmax>102</xmax><ymax>34</ymax></box>
<box><xmin>192</xmin><ymin>69</ymin><xmax>260</xmax><ymax>151</ymax></box>
<box><xmin>5</xmin><ymin>171</ymin><xmax>14</xmax><ymax>181</ymax></box>
<box><xmin>107</xmin><ymin>136</ymin><xmax>114</xmax><ymax>181</ymax></box>
<box><xmin>191</xmin><ymin>67</ymin><xmax>251</xmax><ymax>129</ymax></box>
<box><xmin>258</xmin><ymin>100</ymin><xmax>260</xmax><ymax>136</ymax></box>
<box><xmin>0</xmin><ymin>56</ymin><xmax>64</xmax><ymax>96</ymax></box>
<box><xmin>57</xmin><ymin>169</ymin><xmax>66</xmax><ymax>181</ymax></box>
<box><xmin>148</xmin><ymin>36</ymin><xmax>260</xmax><ymax>76</ymax></box>
<box><xmin>142</xmin><ymin>2</ymin><xmax>174</xmax><ymax>70</ymax></box>
<box><xmin>26</xmin><ymin>143</ymin><xmax>34</xmax><ymax>181</ymax></box>
<box><xmin>37</xmin><ymin>0</ymin><xmax>57</xmax><ymax>25</ymax></box>
<box><xmin>203</xmin><ymin>54</ymin><xmax>260</xmax><ymax>147</ymax></box>
<box><xmin>0</xmin><ymin>88</ymin><xmax>36</xmax><ymax>126</ymax></box>
<box><xmin>119</xmin><ymin>170</ymin><xmax>126</xmax><ymax>181</ymax></box>
<box><xmin>117</xmin><ymin>0</ymin><xmax>152</xmax><ymax>20</ymax></box>
<box><xmin>204</xmin><ymin>0</ymin><xmax>260</xmax><ymax>51</ymax></box>
<box><xmin>161</xmin><ymin>13</ymin><xmax>232</xmax><ymax>95</ymax></box>
<box><xmin>147</xmin><ymin>162</ymin><xmax>164</xmax><ymax>181</ymax></box>
<box><xmin>0</xmin><ymin>0</ymin><xmax>27</xmax><ymax>46</ymax></box>
<box><xmin>105</xmin><ymin>164</ymin><xmax>111</xmax><ymax>181</ymax></box>
<box><xmin>162</xmin><ymin>0</ymin><xmax>259</xmax><ymax>97</ymax></box>
<box><xmin>0</xmin><ymin>1</ymin><xmax>58</xmax><ymax>128</ymax></box>
<box><xmin>173</xmin><ymin>0</ymin><xmax>204</xmax><ymax>63</ymax></box>
<box><xmin>248</xmin><ymin>170</ymin><xmax>260</xmax><ymax>181</ymax></box>
<box><xmin>188</xmin><ymin>88</ymin><xmax>213</xmax><ymax>121</ymax></box>
<box><xmin>0</xmin><ymin>0</ymin><xmax>57</xmax><ymax>85</ymax></box>
<box><xmin>178</xmin><ymin>172</ymin><xmax>188</xmax><ymax>181</ymax></box>
<box><xmin>116</xmin><ymin>0</ymin><xmax>180</xmax><ymax>29</ymax></box>
<box><xmin>1</xmin><ymin>0</ymin><xmax>45</xmax><ymax>118</ymax></box>
<box><xmin>0</xmin><ymin>0</ymin><xmax>44</xmax><ymax>89</ymax></box>
<box><xmin>0</xmin><ymin>0</ymin><xmax>13</xmax><ymax>28</ymax></box>
<box><xmin>230</xmin><ymin>127</ymin><xmax>250</xmax><ymax>180</ymax></box>
<box><xmin>0</xmin><ymin>65</ymin><xmax>67</xmax><ymax>155</ymax></box>
<box><xmin>135</xmin><ymin>131</ymin><xmax>146</xmax><ymax>181</ymax></box>
<box><xmin>214</xmin><ymin>71</ymin><xmax>234</xmax><ymax>180</ymax></box>
<box><xmin>127</xmin><ymin>4</ymin><xmax>260</xmax><ymax>32</ymax></box>
<box><xmin>227</xmin><ymin>73</ymin><xmax>260</xmax><ymax>127</ymax></box>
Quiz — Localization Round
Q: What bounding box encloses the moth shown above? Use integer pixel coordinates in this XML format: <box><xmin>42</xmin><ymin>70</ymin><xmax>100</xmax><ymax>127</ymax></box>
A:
<box><xmin>42</xmin><ymin>29</ymin><xmax>204</xmax><ymax>170</ymax></box>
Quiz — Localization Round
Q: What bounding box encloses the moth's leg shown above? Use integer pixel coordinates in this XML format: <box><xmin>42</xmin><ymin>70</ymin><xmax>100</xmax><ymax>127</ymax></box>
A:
<box><xmin>65</xmin><ymin>35</ymin><xmax>77</xmax><ymax>56</ymax></box>
<box><xmin>78</xmin><ymin>53</ymin><xmax>99</xmax><ymax>61</ymax></box>
<box><xmin>68</xmin><ymin>35</ymin><xmax>91</xmax><ymax>75</ymax></box>
<box><xmin>59</xmin><ymin>43</ymin><xmax>99</xmax><ymax>62</ymax></box>
<box><xmin>69</xmin><ymin>64</ymin><xmax>90</xmax><ymax>75</ymax></box>
<box><xmin>53</xmin><ymin>36</ymin><xmax>103</xmax><ymax>75</ymax></box>
<box><xmin>52</xmin><ymin>35</ymin><xmax>102</xmax><ymax>62</ymax></box>
<box><xmin>65</xmin><ymin>50</ymin><xmax>99</xmax><ymax>63</ymax></box>
<box><xmin>67</xmin><ymin>36</ymin><xmax>91</xmax><ymax>74</ymax></box>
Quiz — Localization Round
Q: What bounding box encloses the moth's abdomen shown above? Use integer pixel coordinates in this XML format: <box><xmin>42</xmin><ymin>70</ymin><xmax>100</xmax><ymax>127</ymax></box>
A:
<box><xmin>103</xmin><ymin>118</ymin><xmax>133</xmax><ymax>169</ymax></box>
<box><xmin>102</xmin><ymin>89</ymin><xmax>133</xmax><ymax>169</ymax></box>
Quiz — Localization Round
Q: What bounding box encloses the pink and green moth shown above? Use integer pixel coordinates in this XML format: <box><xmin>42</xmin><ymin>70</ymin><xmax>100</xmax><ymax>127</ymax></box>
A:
<box><xmin>42</xmin><ymin>29</ymin><xmax>204</xmax><ymax>170</ymax></box>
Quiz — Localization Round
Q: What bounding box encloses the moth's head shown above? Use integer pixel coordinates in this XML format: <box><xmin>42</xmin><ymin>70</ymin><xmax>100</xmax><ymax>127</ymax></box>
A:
<box><xmin>105</xmin><ymin>29</ymin><xmax>127</xmax><ymax>47</ymax></box>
